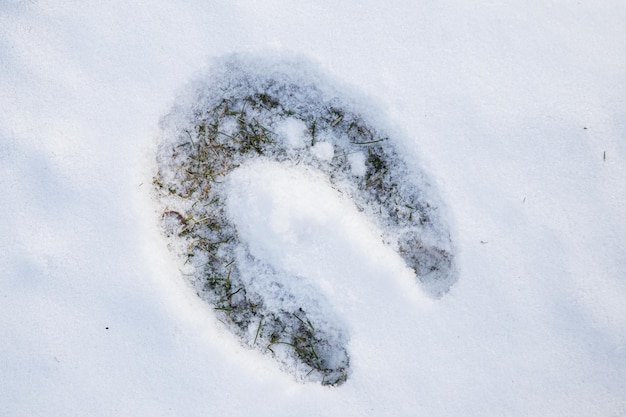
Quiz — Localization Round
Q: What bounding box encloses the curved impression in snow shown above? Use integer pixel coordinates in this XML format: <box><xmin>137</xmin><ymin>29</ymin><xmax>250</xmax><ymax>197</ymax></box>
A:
<box><xmin>154</xmin><ymin>54</ymin><xmax>456</xmax><ymax>386</ymax></box>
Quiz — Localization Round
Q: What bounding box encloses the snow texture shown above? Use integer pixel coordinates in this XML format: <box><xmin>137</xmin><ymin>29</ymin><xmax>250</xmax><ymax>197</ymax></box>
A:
<box><xmin>155</xmin><ymin>56</ymin><xmax>455</xmax><ymax>384</ymax></box>
<box><xmin>2</xmin><ymin>0</ymin><xmax>626</xmax><ymax>415</ymax></box>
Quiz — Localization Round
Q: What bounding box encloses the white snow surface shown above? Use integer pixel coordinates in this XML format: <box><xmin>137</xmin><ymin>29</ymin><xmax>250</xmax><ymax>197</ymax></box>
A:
<box><xmin>2</xmin><ymin>1</ymin><xmax>626</xmax><ymax>416</ymax></box>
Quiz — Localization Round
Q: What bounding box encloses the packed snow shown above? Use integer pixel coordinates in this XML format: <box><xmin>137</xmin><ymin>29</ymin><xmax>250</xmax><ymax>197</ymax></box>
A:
<box><xmin>1</xmin><ymin>1</ymin><xmax>626</xmax><ymax>416</ymax></box>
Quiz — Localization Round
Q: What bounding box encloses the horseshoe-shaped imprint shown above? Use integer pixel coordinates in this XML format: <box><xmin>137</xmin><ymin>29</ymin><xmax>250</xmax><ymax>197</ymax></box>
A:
<box><xmin>155</xmin><ymin>54</ymin><xmax>456</xmax><ymax>386</ymax></box>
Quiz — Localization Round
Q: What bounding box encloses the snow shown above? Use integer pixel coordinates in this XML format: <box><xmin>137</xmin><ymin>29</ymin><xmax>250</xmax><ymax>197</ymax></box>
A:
<box><xmin>276</xmin><ymin>118</ymin><xmax>308</xmax><ymax>149</ymax></box>
<box><xmin>310</xmin><ymin>141</ymin><xmax>335</xmax><ymax>161</ymax></box>
<box><xmin>347</xmin><ymin>151</ymin><xmax>367</xmax><ymax>177</ymax></box>
<box><xmin>2</xmin><ymin>0</ymin><xmax>626</xmax><ymax>416</ymax></box>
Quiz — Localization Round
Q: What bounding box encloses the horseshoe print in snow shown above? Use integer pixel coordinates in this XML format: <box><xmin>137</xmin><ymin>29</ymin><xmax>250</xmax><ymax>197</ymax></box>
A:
<box><xmin>154</xmin><ymin>55</ymin><xmax>456</xmax><ymax>386</ymax></box>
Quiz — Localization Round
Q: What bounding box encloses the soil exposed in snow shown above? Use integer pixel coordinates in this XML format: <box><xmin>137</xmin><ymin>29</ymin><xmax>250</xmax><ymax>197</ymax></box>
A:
<box><xmin>154</xmin><ymin>55</ymin><xmax>455</xmax><ymax>385</ymax></box>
